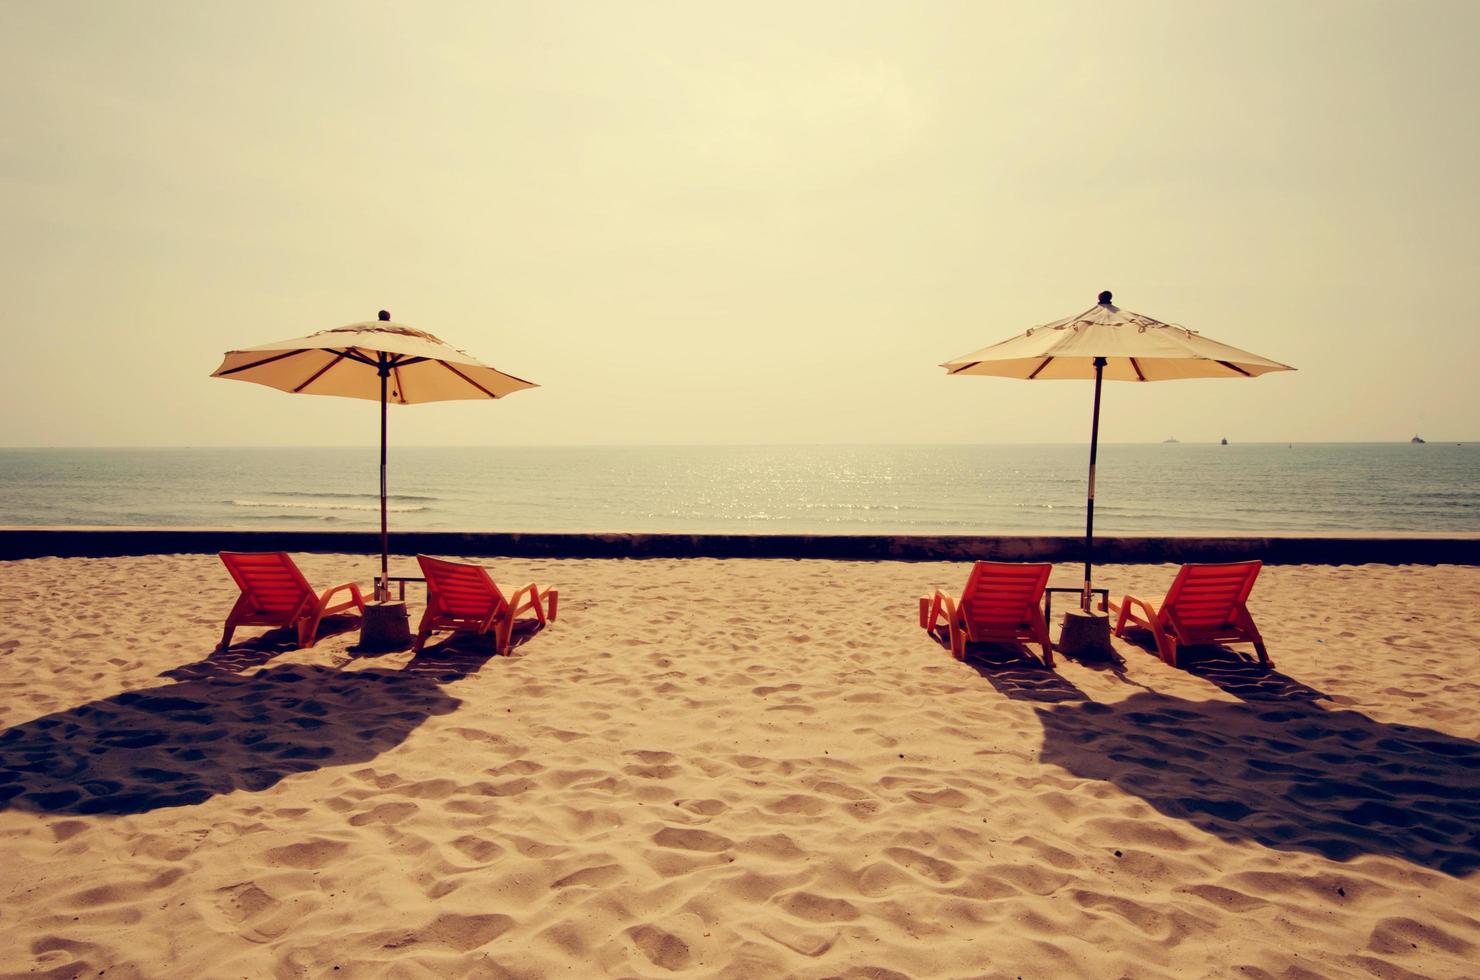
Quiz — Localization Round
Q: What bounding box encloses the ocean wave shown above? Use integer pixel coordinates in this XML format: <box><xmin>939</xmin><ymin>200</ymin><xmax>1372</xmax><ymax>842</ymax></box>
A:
<box><xmin>259</xmin><ymin>490</ymin><xmax>439</xmax><ymax>502</ymax></box>
<box><xmin>229</xmin><ymin>499</ymin><xmax>430</xmax><ymax>513</ymax></box>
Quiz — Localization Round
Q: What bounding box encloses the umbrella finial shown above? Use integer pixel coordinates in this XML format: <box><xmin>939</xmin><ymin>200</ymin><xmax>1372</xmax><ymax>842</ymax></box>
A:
<box><xmin>378</xmin><ymin>310</ymin><xmax>391</xmax><ymax>321</ymax></box>
<box><xmin>1097</xmin><ymin>291</ymin><xmax>1113</xmax><ymax>305</ymax></box>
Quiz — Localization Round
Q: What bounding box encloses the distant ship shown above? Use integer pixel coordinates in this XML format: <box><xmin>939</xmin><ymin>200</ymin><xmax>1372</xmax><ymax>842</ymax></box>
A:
<box><xmin>1220</xmin><ymin>437</ymin><xmax>1228</xmax><ymax>445</ymax></box>
<box><xmin>1411</xmin><ymin>435</ymin><xmax>1426</xmax><ymax>444</ymax></box>
<box><xmin>1163</xmin><ymin>437</ymin><xmax>1180</xmax><ymax>444</ymax></box>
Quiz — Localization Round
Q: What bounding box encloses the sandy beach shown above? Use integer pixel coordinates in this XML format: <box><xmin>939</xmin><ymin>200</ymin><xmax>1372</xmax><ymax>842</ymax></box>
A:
<box><xmin>1</xmin><ymin>553</ymin><xmax>1477</xmax><ymax>978</ymax></box>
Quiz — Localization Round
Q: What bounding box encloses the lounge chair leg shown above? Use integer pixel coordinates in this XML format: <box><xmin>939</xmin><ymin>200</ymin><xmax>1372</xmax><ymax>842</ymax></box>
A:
<box><xmin>1041</xmin><ymin>641</ymin><xmax>1055</xmax><ymax>669</ymax></box>
<box><xmin>1254</xmin><ymin>639</ymin><xmax>1270</xmax><ymax>667</ymax></box>
<box><xmin>218</xmin><ymin>596</ymin><xmax>251</xmax><ymax>651</ymax></box>
<box><xmin>412</xmin><ymin>629</ymin><xmax>430</xmax><ymax>653</ymax></box>
<box><xmin>918</xmin><ymin>597</ymin><xmax>930</xmax><ymax>629</ymax></box>
<box><xmin>546</xmin><ymin>590</ymin><xmax>558</xmax><ymax>623</ymax></box>
<box><xmin>1163</xmin><ymin>637</ymin><xmax>1178</xmax><ymax>668</ymax></box>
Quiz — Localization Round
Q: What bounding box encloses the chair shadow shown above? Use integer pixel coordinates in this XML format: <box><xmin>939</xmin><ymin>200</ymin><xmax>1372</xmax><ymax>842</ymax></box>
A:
<box><xmin>356</xmin><ymin>620</ymin><xmax>549</xmax><ymax>683</ymax></box>
<box><xmin>1036</xmin><ymin>690</ymin><xmax>1480</xmax><ymax>876</ymax></box>
<box><xmin>922</xmin><ymin>626</ymin><xmax>1089</xmax><ymax>703</ymax></box>
<box><xmin>1115</xmin><ymin>627</ymin><xmax>1327</xmax><ymax>702</ymax></box>
<box><xmin>163</xmin><ymin>615</ymin><xmax>363</xmax><ymax>682</ymax></box>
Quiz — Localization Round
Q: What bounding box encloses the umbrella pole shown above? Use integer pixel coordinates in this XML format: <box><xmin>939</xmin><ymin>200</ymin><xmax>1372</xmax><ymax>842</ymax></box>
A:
<box><xmin>1082</xmin><ymin>356</ymin><xmax>1106</xmax><ymax>611</ymax></box>
<box><xmin>378</xmin><ymin>357</ymin><xmax>389</xmax><ymax>602</ymax></box>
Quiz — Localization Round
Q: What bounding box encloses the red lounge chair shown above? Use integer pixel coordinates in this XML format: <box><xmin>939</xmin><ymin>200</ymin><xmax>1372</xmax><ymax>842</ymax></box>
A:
<box><xmin>1110</xmin><ymin>560</ymin><xmax>1269</xmax><ymax>668</ymax></box>
<box><xmin>218</xmin><ymin>552</ymin><xmax>366</xmax><ymax>650</ymax></box>
<box><xmin>414</xmin><ymin>555</ymin><xmax>557</xmax><ymax>655</ymax></box>
<box><xmin>920</xmin><ymin>562</ymin><xmax>1055</xmax><ymax>666</ymax></box>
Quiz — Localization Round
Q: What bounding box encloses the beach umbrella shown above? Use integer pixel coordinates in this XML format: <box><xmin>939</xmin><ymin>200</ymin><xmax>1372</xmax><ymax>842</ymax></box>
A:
<box><xmin>211</xmin><ymin>311</ymin><xmax>537</xmax><ymax>600</ymax></box>
<box><xmin>941</xmin><ymin>291</ymin><xmax>1294</xmax><ymax>610</ymax></box>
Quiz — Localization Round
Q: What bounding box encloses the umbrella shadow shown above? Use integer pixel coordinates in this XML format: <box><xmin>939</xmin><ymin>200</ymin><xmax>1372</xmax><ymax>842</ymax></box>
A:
<box><xmin>0</xmin><ymin>662</ymin><xmax>462</xmax><ymax>817</ymax></box>
<box><xmin>1036</xmin><ymin>691</ymin><xmax>1480</xmax><ymax>875</ymax></box>
<box><xmin>920</xmin><ymin>624</ymin><xmax>1089</xmax><ymax>703</ymax></box>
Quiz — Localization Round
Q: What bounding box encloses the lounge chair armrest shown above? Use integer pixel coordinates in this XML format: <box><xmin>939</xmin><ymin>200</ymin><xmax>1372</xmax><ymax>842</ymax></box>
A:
<box><xmin>319</xmin><ymin>581</ymin><xmax>366</xmax><ymax>612</ymax></box>
<box><xmin>926</xmin><ymin>591</ymin><xmax>958</xmax><ymax>632</ymax></box>
<box><xmin>507</xmin><ymin>584</ymin><xmax>548</xmax><ymax>620</ymax></box>
<box><xmin>1116</xmin><ymin>594</ymin><xmax>1157</xmax><ymax>626</ymax></box>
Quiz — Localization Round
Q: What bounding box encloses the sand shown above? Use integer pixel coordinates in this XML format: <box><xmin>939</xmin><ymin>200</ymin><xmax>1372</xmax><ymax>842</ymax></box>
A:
<box><xmin>1</xmin><ymin>554</ymin><xmax>1477</xmax><ymax>979</ymax></box>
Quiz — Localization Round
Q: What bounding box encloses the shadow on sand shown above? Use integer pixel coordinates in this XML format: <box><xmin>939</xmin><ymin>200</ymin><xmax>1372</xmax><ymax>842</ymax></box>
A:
<box><xmin>0</xmin><ymin>620</ymin><xmax>550</xmax><ymax>817</ymax></box>
<box><xmin>1115</xmin><ymin>629</ymin><xmax>1328</xmax><ymax>703</ymax></box>
<box><xmin>962</xmin><ymin>642</ymin><xmax>1090</xmax><ymax>703</ymax></box>
<box><xmin>1037</xmin><ymin>690</ymin><xmax>1480</xmax><ymax>875</ymax></box>
<box><xmin>923</xmin><ymin>624</ymin><xmax>1093</xmax><ymax>703</ymax></box>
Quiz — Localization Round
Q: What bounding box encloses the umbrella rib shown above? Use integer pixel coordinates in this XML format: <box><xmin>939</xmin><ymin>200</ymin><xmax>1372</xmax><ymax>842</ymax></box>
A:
<box><xmin>1216</xmin><ymin>359</ymin><xmax>1252</xmax><ymax>377</ymax></box>
<box><xmin>946</xmin><ymin>361</ymin><xmax>981</xmax><ymax>375</ymax></box>
<box><xmin>215</xmin><ymin>349</ymin><xmax>312</xmax><ymax>377</ymax></box>
<box><xmin>1026</xmin><ymin>357</ymin><xmax>1054</xmax><ymax>380</ymax></box>
<box><xmin>437</xmin><ymin>360</ymin><xmax>503</xmax><ymax>398</ymax></box>
<box><xmin>1129</xmin><ymin>357</ymin><xmax>1146</xmax><ymax>381</ymax></box>
<box><xmin>391</xmin><ymin>362</ymin><xmax>406</xmax><ymax>404</ymax></box>
<box><xmin>335</xmin><ymin>347</ymin><xmax>381</xmax><ymax>368</ymax></box>
<box><xmin>292</xmin><ymin>351</ymin><xmax>349</xmax><ymax>393</ymax></box>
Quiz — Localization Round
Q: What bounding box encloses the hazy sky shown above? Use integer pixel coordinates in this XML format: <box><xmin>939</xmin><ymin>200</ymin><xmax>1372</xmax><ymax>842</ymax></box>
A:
<box><xmin>3</xmin><ymin>0</ymin><xmax>1477</xmax><ymax>447</ymax></box>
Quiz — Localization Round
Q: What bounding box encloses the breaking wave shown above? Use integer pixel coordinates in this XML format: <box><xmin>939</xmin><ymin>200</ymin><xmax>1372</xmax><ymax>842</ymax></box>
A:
<box><xmin>229</xmin><ymin>499</ymin><xmax>430</xmax><ymax>513</ymax></box>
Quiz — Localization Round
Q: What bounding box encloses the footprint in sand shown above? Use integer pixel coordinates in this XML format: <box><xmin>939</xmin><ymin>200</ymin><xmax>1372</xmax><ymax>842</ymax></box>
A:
<box><xmin>374</xmin><ymin>912</ymin><xmax>515</xmax><ymax>953</ymax></box>
<box><xmin>264</xmin><ymin>838</ymin><xmax>350</xmax><ymax>869</ymax></box>
<box><xmin>764</xmin><ymin>794</ymin><xmax>829</xmax><ymax>816</ymax></box>
<box><xmin>480</xmin><ymin>776</ymin><xmax>538</xmax><ymax>797</ymax></box>
<box><xmin>206</xmin><ymin>882</ymin><xmax>300</xmax><ymax>942</ymax></box>
<box><xmin>487</xmin><ymin>759</ymin><xmax>544</xmax><ymax>777</ymax></box>
<box><xmin>449</xmin><ymin>835</ymin><xmax>504</xmax><ymax>863</ymax></box>
<box><xmin>626</xmin><ymin>924</ymin><xmax>691</xmax><ymax>970</ymax></box>
<box><xmin>906</xmin><ymin>787</ymin><xmax>971</xmax><ymax>808</ymax></box>
<box><xmin>627</xmin><ymin>749</ymin><xmax>677</xmax><ymax>764</ymax></box>
<box><xmin>551</xmin><ymin>864</ymin><xmax>625</xmax><ymax>889</ymax></box>
<box><xmin>884</xmin><ymin>846</ymin><xmax>960</xmax><ymax>883</ymax></box>
<box><xmin>347</xmin><ymin>801</ymin><xmax>420</xmax><ymax>826</ymax></box>
<box><xmin>652</xmin><ymin>826</ymin><xmax>733</xmax><ymax>852</ymax></box>
<box><xmin>778</xmin><ymin>891</ymin><xmax>860</xmax><ymax>922</ymax></box>
<box><xmin>810</xmin><ymin>780</ymin><xmax>869</xmax><ymax>800</ymax></box>
<box><xmin>756</xmin><ymin>922</ymin><xmax>839</xmax><ymax>958</ymax></box>
<box><xmin>544</xmin><ymin>728</ymin><xmax>588</xmax><ymax>742</ymax></box>
<box><xmin>623</xmin><ymin>763</ymin><xmax>683</xmax><ymax>780</ymax></box>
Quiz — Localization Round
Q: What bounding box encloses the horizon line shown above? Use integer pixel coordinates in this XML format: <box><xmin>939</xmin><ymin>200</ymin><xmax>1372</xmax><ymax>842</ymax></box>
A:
<box><xmin>0</xmin><ymin>439</ymin><xmax>1472</xmax><ymax>451</ymax></box>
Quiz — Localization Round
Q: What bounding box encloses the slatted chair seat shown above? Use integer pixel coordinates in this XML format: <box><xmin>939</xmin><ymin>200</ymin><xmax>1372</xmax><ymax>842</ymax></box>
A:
<box><xmin>217</xmin><ymin>552</ymin><xmax>366</xmax><ymax>650</ymax></box>
<box><xmin>919</xmin><ymin>562</ymin><xmax>1055</xmax><ymax>667</ymax></box>
<box><xmin>1110</xmin><ymin>560</ymin><xmax>1269</xmax><ymax>668</ymax></box>
<box><xmin>414</xmin><ymin>555</ymin><xmax>557</xmax><ymax>655</ymax></box>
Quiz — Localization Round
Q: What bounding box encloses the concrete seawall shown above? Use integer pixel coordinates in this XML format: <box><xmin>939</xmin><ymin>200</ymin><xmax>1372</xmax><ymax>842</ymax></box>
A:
<box><xmin>2</xmin><ymin>528</ymin><xmax>1476</xmax><ymax>565</ymax></box>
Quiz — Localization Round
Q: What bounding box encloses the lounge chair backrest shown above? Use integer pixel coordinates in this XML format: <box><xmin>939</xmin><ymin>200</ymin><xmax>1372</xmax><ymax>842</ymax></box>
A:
<box><xmin>1163</xmin><ymin>561</ymin><xmax>1261</xmax><ymax>627</ymax></box>
<box><xmin>418</xmin><ymin>555</ymin><xmax>508</xmax><ymax>616</ymax></box>
<box><xmin>219</xmin><ymin>552</ymin><xmax>313</xmax><ymax>613</ymax></box>
<box><xmin>960</xmin><ymin>561</ymin><xmax>1052</xmax><ymax>627</ymax></box>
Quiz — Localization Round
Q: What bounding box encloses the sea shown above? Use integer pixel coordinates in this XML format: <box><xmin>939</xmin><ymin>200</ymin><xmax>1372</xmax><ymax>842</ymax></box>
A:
<box><xmin>0</xmin><ymin>443</ymin><xmax>1475</xmax><ymax>536</ymax></box>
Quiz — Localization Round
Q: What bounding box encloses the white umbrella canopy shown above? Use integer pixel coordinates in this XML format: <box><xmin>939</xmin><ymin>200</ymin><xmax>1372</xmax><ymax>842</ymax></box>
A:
<box><xmin>941</xmin><ymin>299</ymin><xmax>1294</xmax><ymax>381</ymax></box>
<box><xmin>212</xmin><ymin>318</ymin><xmax>537</xmax><ymax>402</ymax></box>
<box><xmin>942</xmin><ymin>292</ymin><xmax>1295</xmax><ymax>613</ymax></box>
<box><xmin>211</xmin><ymin>311</ymin><xmax>538</xmax><ymax>600</ymax></box>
